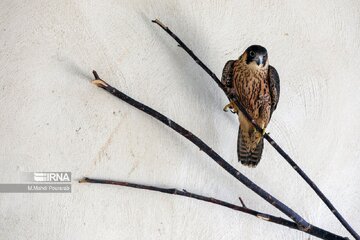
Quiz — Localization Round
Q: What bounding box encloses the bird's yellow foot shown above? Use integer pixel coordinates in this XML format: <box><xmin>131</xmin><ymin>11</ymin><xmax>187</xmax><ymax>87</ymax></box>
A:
<box><xmin>92</xmin><ymin>79</ymin><xmax>108</xmax><ymax>88</ymax></box>
<box><xmin>223</xmin><ymin>101</ymin><xmax>239</xmax><ymax>114</ymax></box>
<box><xmin>254</xmin><ymin>127</ymin><xmax>267</xmax><ymax>137</ymax></box>
<box><xmin>262</xmin><ymin>128</ymin><xmax>266</xmax><ymax>135</ymax></box>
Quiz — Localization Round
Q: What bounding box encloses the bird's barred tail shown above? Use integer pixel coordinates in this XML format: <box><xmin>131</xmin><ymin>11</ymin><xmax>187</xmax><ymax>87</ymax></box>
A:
<box><xmin>237</xmin><ymin>127</ymin><xmax>264</xmax><ymax>167</ymax></box>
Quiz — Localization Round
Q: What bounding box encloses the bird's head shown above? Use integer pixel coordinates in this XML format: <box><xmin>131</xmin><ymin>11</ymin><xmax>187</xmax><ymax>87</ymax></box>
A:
<box><xmin>240</xmin><ymin>45</ymin><xmax>268</xmax><ymax>69</ymax></box>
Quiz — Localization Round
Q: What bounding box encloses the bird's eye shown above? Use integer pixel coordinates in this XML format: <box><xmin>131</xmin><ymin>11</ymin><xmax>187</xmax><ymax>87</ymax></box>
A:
<box><xmin>249</xmin><ymin>51</ymin><xmax>255</xmax><ymax>57</ymax></box>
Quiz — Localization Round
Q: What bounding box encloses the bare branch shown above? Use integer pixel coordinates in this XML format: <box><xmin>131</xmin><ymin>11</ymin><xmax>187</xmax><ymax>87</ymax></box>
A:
<box><xmin>80</xmin><ymin>177</ymin><xmax>346</xmax><ymax>240</ymax></box>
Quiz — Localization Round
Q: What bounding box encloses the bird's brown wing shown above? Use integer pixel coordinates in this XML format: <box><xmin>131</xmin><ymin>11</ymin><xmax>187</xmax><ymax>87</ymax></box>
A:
<box><xmin>268</xmin><ymin>65</ymin><xmax>280</xmax><ymax>118</ymax></box>
<box><xmin>221</xmin><ymin>60</ymin><xmax>235</xmax><ymax>88</ymax></box>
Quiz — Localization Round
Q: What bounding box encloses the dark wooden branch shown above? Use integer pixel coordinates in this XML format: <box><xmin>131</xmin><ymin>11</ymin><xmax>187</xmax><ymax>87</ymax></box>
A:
<box><xmin>89</xmin><ymin>71</ymin><xmax>348</xmax><ymax>240</ymax></box>
<box><xmin>80</xmin><ymin>177</ymin><xmax>346</xmax><ymax>240</ymax></box>
<box><xmin>151</xmin><ymin>19</ymin><xmax>359</xmax><ymax>240</ymax></box>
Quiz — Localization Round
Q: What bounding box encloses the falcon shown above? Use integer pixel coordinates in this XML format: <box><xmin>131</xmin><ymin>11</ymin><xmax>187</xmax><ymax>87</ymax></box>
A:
<box><xmin>222</xmin><ymin>45</ymin><xmax>280</xmax><ymax>167</ymax></box>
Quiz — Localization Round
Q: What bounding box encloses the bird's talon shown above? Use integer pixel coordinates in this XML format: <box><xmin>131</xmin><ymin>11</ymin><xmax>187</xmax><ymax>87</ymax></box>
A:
<box><xmin>223</xmin><ymin>101</ymin><xmax>238</xmax><ymax>114</ymax></box>
<box><xmin>92</xmin><ymin>79</ymin><xmax>108</xmax><ymax>88</ymax></box>
<box><xmin>262</xmin><ymin>128</ymin><xmax>266</xmax><ymax>136</ymax></box>
<box><xmin>223</xmin><ymin>103</ymin><xmax>232</xmax><ymax>112</ymax></box>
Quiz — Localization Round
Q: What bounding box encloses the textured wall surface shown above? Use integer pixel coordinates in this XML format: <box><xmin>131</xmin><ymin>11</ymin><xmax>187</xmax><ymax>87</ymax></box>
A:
<box><xmin>1</xmin><ymin>1</ymin><xmax>360</xmax><ymax>239</ymax></box>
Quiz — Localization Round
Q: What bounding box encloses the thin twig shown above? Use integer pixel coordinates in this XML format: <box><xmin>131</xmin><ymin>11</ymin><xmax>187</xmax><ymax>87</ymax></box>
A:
<box><xmin>238</xmin><ymin>197</ymin><xmax>247</xmax><ymax>208</ymax></box>
<box><xmin>151</xmin><ymin>19</ymin><xmax>359</xmax><ymax>240</ymax></box>
<box><xmin>80</xmin><ymin>177</ymin><xmax>346</xmax><ymax>239</ymax></box>
<box><xmin>89</xmin><ymin>71</ymin><xmax>348</xmax><ymax>240</ymax></box>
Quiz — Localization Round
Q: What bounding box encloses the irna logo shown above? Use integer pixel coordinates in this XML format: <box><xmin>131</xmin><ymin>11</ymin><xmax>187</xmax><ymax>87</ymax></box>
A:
<box><xmin>33</xmin><ymin>172</ymin><xmax>71</xmax><ymax>182</ymax></box>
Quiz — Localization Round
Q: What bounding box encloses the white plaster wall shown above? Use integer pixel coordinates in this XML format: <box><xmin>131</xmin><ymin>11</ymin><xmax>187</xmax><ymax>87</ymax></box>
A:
<box><xmin>1</xmin><ymin>0</ymin><xmax>360</xmax><ymax>239</ymax></box>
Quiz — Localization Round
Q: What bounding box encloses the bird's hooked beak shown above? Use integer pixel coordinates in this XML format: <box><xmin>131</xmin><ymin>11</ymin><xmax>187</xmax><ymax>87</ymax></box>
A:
<box><xmin>255</xmin><ymin>55</ymin><xmax>264</xmax><ymax>66</ymax></box>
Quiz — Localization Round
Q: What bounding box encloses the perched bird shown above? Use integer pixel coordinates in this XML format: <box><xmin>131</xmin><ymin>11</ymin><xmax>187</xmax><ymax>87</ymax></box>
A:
<box><xmin>222</xmin><ymin>45</ymin><xmax>280</xmax><ymax>167</ymax></box>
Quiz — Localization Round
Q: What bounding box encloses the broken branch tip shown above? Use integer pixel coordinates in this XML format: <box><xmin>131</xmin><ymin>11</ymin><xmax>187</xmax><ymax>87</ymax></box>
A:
<box><xmin>79</xmin><ymin>177</ymin><xmax>89</xmax><ymax>183</ymax></box>
<box><xmin>152</xmin><ymin>19</ymin><xmax>167</xmax><ymax>29</ymax></box>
